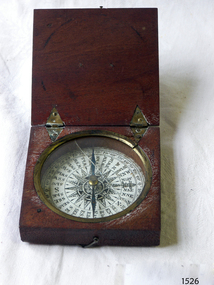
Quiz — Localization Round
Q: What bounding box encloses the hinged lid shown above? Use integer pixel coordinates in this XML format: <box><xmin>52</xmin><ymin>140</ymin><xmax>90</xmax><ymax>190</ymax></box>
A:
<box><xmin>32</xmin><ymin>8</ymin><xmax>159</xmax><ymax>127</ymax></box>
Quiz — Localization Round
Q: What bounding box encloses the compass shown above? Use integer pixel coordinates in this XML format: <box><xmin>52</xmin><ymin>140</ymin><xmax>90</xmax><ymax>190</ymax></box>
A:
<box><xmin>34</xmin><ymin>131</ymin><xmax>152</xmax><ymax>223</ymax></box>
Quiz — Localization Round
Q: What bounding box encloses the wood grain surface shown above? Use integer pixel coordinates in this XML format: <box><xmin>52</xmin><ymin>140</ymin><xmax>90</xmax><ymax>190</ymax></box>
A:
<box><xmin>31</xmin><ymin>8</ymin><xmax>159</xmax><ymax>127</ymax></box>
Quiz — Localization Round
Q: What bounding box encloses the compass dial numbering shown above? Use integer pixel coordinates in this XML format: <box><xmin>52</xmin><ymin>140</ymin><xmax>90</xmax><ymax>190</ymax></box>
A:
<box><xmin>41</xmin><ymin>147</ymin><xmax>146</xmax><ymax>220</ymax></box>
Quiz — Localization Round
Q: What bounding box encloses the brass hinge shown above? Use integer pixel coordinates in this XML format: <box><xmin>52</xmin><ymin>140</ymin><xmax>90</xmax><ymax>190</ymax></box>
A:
<box><xmin>45</xmin><ymin>107</ymin><xmax>65</xmax><ymax>142</ymax></box>
<box><xmin>130</xmin><ymin>106</ymin><xmax>148</xmax><ymax>142</ymax></box>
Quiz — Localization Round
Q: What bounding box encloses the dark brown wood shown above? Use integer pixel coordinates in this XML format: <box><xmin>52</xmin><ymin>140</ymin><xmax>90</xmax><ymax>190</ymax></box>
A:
<box><xmin>20</xmin><ymin>126</ymin><xmax>160</xmax><ymax>246</ymax></box>
<box><xmin>20</xmin><ymin>8</ymin><xmax>160</xmax><ymax>246</ymax></box>
<box><xmin>31</xmin><ymin>8</ymin><xmax>159</xmax><ymax>127</ymax></box>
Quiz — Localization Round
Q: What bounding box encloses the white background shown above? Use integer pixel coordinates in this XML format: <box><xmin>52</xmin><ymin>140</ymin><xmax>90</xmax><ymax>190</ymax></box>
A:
<box><xmin>1</xmin><ymin>1</ymin><xmax>214</xmax><ymax>284</ymax></box>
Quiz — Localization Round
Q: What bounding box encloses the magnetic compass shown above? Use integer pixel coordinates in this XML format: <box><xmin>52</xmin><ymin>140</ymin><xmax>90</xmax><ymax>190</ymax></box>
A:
<box><xmin>34</xmin><ymin>131</ymin><xmax>152</xmax><ymax>223</ymax></box>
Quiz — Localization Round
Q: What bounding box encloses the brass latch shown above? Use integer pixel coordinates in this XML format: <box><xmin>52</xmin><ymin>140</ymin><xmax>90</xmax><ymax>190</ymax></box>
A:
<box><xmin>130</xmin><ymin>106</ymin><xmax>148</xmax><ymax>142</ymax></box>
<box><xmin>46</xmin><ymin>107</ymin><xmax>64</xmax><ymax>141</ymax></box>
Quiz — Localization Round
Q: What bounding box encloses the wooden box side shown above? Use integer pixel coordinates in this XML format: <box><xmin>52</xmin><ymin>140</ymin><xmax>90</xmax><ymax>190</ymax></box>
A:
<box><xmin>19</xmin><ymin>126</ymin><xmax>160</xmax><ymax>246</ymax></box>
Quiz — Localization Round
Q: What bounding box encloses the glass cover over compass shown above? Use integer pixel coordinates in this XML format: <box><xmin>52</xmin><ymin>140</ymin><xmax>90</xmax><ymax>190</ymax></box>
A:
<box><xmin>34</xmin><ymin>131</ymin><xmax>152</xmax><ymax>222</ymax></box>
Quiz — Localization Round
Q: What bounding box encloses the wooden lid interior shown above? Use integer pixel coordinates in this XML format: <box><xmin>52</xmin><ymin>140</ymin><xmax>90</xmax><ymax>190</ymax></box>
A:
<box><xmin>32</xmin><ymin>8</ymin><xmax>159</xmax><ymax>127</ymax></box>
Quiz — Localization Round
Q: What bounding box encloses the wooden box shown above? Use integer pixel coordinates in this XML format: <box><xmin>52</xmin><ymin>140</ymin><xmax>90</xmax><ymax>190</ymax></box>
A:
<box><xmin>19</xmin><ymin>8</ymin><xmax>160</xmax><ymax>246</ymax></box>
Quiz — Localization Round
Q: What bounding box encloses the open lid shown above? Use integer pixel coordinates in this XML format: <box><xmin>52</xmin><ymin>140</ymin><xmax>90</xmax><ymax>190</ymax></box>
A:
<box><xmin>32</xmin><ymin>8</ymin><xmax>159</xmax><ymax>127</ymax></box>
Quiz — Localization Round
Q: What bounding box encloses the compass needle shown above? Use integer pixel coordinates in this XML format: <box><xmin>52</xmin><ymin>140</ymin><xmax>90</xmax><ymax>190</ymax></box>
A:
<box><xmin>89</xmin><ymin>148</ymin><xmax>97</xmax><ymax>217</ymax></box>
<box><xmin>91</xmin><ymin>148</ymin><xmax>95</xmax><ymax>175</ymax></box>
<box><xmin>91</xmin><ymin>185</ymin><xmax>96</xmax><ymax>217</ymax></box>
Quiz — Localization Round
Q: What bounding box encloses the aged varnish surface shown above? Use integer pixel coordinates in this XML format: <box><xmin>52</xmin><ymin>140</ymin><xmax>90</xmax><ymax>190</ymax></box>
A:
<box><xmin>20</xmin><ymin>8</ymin><xmax>160</xmax><ymax>246</ymax></box>
<box><xmin>31</xmin><ymin>8</ymin><xmax>159</xmax><ymax>127</ymax></box>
